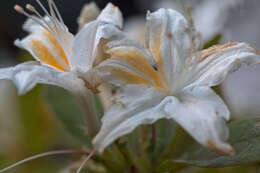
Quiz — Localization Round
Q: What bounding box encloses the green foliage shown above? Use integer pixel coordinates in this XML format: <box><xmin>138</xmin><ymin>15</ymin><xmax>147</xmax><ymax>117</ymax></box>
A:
<box><xmin>44</xmin><ymin>86</ymin><xmax>92</xmax><ymax>147</ymax></box>
<box><xmin>163</xmin><ymin>118</ymin><xmax>260</xmax><ymax>168</ymax></box>
<box><xmin>19</xmin><ymin>86</ymin><xmax>56</xmax><ymax>152</ymax></box>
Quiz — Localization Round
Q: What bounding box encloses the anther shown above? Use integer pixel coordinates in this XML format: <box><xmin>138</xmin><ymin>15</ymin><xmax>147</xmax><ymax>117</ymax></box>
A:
<box><xmin>14</xmin><ymin>5</ymin><xmax>25</xmax><ymax>14</ymax></box>
<box><xmin>26</xmin><ymin>4</ymin><xmax>36</xmax><ymax>13</ymax></box>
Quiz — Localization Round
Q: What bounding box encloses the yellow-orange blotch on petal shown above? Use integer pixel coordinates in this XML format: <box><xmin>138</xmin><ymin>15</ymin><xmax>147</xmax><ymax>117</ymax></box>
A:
<box><xmin>42</xmin><ymin>30</ymin><xmax>70</xmax><ymax>67</ymax></box>
<box><xmin>108</xmin><ymin>48</ymin><xmax>164</xmax><ymax>88</ymax></box>
<box><xmin>30</xmin><ymin>39</ymin><xmax>67</xmax><ymax>71</ymax></box>
<box><xmin>101</xmin><ymin>65</ymin><xmax>153</xmax><ymax>86</ymax></box>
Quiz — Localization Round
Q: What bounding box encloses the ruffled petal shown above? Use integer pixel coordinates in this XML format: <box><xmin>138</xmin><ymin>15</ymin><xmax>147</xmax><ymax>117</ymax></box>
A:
<box><xmin>164</xmin><ymin>86</ymin><xmax>234</xmax><ymax>155</ymax></box>
<box><xmin>187</xmin><ymin>42</ymin><xmax>260</xmax><ymax>88</ymax></box>
<box><xmin>145</xmin><ymin>9</ymin><xmax>200</xmax><ymax>87</ymax></box>
<box><xmin>0</xmin><ymin>61</ymin><xmax>84</xmax><ymax>95</ymax></box>
<box><xmin>93</xmin><ymin>85</ymin><xmax>166</xmax><ymax>152</ymax></box>
<box><xmin>69</xmin><ymin>3</ymin><xmax>124</xmax><ymax>72</ymax></box>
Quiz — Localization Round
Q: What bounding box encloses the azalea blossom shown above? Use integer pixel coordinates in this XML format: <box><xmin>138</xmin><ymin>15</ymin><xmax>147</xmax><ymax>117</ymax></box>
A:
<box><xmin>93</xmin><ymin>8</ymin><xmax>260</xmax><ymax>154</ymax></box>
<box><xmin>0</xmin><ymin>0</ymin><xmax>123</xmax><ymax>136</ymax></box>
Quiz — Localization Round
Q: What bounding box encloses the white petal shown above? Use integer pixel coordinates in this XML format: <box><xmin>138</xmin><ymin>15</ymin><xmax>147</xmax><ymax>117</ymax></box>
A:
<box><xmin>187</xmin><ymin>42</ymin><xmax>260</xmax><ymax>88</ymax></box>
<box><xmin>97</xmin><ymin>3</ymin><xmax>123</xmax><ymax>29</ymax></box>
<box><xmin>97</xmin><ymin>45</ymin><xmax>164</xmax><ymax>89</ymax></box>
<box><xmin>145</xmin><ymin>9</ymin><xmax>200</xmax><ymax>86</ymax></box>
<box><xmin>20</xmin><ymin>16</ymin><xmax>74</xmax><ymax>58</ymax></box>
<box><xmin>107</xmin><ymin>38</ymin><xmax>150</xmax><ymax>58</ymax></box>
<box><xmin>0</xmin><ymin>62</ymin><xmax>84</xmax><ymax>95</ymax></box>
<box><xmin>22</xmin><ymin>18</ymin><xmax>42</xmax><ymax>33</ymax></box>
<box><xmin>69</xmin><ymin>3</ymin><xmax>124</xmax><ymax>73</ymax></box>
<box><xmin>69</xmin><ymin>21</ymin><xmax>123</xmax><ymax>72</ymax></box>
<box><xmin>15</xmin><ymin>20</ymin><xmax>72</xmax><ymax>72</ymax></box>
<box><xmin>164</xmin><ymin>86</ymin><xmax>234</xmax><ymax>155</ymax></box>
<box><xmin>93</xmin><ymin>85</ymin><xmax>166</xmax><ymax>152</ymax></box>
<box><xmin>69</xmin><ymin>21</ymin><xmax>99</xmax><ymax>72</ymax></box>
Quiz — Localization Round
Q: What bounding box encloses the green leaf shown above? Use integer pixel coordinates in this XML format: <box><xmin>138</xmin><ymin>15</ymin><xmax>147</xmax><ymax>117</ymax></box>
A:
<box><xmin>151</xmin><ymin>119</ymin><xmax>177</xmax><ymax>160</ymax></box>
<box><xmin>169</xmin><ymin>118</ymin><xmax>260</xmax><ymax>167</ymax></box>
<box><xmin>44</xmin><ymin>86</ymin><xmax>91</xmax><ymax>147</ymax></box>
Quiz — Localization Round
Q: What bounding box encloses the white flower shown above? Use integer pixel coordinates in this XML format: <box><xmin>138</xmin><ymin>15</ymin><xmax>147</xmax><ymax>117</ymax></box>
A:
<box><xmin>93</xmin><ymin>8</ymin><xmax>260</xmax><ymax>154</ymax></box>
<box><xmin>0</xmin><ymin>0</ymin><xmax>123</xmax><ymax>136</ymax></box>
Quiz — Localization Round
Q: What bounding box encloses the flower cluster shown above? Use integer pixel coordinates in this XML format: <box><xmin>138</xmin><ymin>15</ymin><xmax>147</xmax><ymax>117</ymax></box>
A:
<box><xmin>1</xmin><ymin>0</ymin><xmax>260</xmax><ymax>171</ymax></box>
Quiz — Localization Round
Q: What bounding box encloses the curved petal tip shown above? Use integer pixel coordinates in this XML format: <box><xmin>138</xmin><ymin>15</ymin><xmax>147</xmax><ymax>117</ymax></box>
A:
<box><xmin>98</xmin><ymin>3</ymin><xmax>123</xmax><ymax>28</ymax></box>
<box><xmin>207</xmin><ymin>140</ymin><xmax>235</xmax><ymax>156</ymax></box>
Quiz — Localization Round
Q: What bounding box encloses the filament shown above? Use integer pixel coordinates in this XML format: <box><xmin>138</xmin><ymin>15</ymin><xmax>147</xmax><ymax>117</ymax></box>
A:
<box><xmin>76</xmin><ymin>149</ymin><xmax>96</xmax><ymax>173</ymax></box>
<box><xmin>0</xmin><ymin>150</ymin><xmax>88</xmax><ymax>173</ymax></box>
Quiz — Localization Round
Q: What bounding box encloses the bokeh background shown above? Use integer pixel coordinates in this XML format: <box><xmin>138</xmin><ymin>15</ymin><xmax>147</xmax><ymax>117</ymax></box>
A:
<box><xmin>1</xmin><ymin>0</ymin><xmax>260</xmax><ymax>172</ymax></box>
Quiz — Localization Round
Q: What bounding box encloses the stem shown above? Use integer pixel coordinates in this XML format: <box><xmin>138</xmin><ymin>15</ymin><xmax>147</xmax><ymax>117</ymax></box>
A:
<box><xmin>76</xmin><ymin>149</ymin><xmax>96</xmax><ymax>173</ymax></box>
<box><xmin>73</xmin><ymin>87</ymin><xmax>100</xmax><ymax>137</ymax></box>
<box><xmin>151</xmin><ymin>124</ymin><xmax>156</xmax><ymax>143</ymax></box>
<box><xmin>0</xmin><ymin>150</ymin><xmax>88</xmax><ymax>172</ymax></box>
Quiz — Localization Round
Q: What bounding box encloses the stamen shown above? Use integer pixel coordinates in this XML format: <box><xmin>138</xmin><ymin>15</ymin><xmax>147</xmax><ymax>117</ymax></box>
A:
<box><xmin>47</xmin><ymin>0</ymin><xmax>56</xmax><ymax>19</ymax></box>
<box><xmin>14</xmin><ymin>5</ymin><xmax>25</xmax><ymax>14</ymax></box>
<box><xmin>0</xmin><ymin>150</ymin><xmax>88</xmax><ymax>173</ymax></box>
<box><xmin>25</xmin><ymin>1</ymin><xmax>63</xmax><ymax>49</ymax></box>
<box><xmin>36</xmin><ymin>0</ymin><xmax>52</xmax><ymax>20</ymax></box>
<box><xmin>25</xmin><ymin>3</ymin><xmax>55</xmax><ymax>34</ymax></box>
<box><xmin>76</xmin><ymin>149</ymin><xmax>96</xmax><ymax>173</ymax></box>
<box><xmin>26</xmin><ymin>4</ymin><xmax>36</xmax><ymax>12</ymax></box>
<box><xmin>15</xmin><ymin>1</ymin><xmax>70</xmax><ymax>69</ymax></box>
<box><xmin>48</xmin><ymin>0</ymin><xmax>65</xmax><ymax>26</ymax></box>
<box><xmin>14</xmin><ymin>4</ymin><xmax>52</xmax><ymax>33</ymax></box>
<box><xmin>35</xmin><ymin>0</ymin><xmax>61</xmax><ymax>33</ymax></box>
<box><xmin>47</xmin><ymin>0</ymin><xmax>59</xmax><ymax>30</ymax></box>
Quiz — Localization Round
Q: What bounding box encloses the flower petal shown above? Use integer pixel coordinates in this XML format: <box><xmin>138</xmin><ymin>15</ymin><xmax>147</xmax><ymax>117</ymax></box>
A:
<box><xmin>164</xmin><ymin>86</ymin><xmax>234</xmax><ymax>155</ymax></box>
<box><xmin>93</xmin><ymin>85</ymin><xmax>166</xmax><ymax>152</ymax></box>
<box><xmin>97</xmin><ymin>3</ymin><xmax>123</xmax><ymax>29</ymax></box>
<box><xmin>97</xmin><ymin>45</ymin><xmax>165</xmax><ymax>89</ymax></box>
<box><xmin>69</xmin><ymin>3</ymin><xmax>124</xmax><ymax>72</ymax></box>
<box><xmin>0</xmin><ymin>62</ymin><xmax>84</xmax><ymax>95</ymax></box>
<box><xmin>145</xmin><ymin>9</ymin><xmax>200</xmax><ymax>86</ymax></box>
<box><xmin>187</xmin><ymin>42</ymin><xmax>260</xmax><ymax>88</ymax></box>
<box><xmin>15</xmin><ymin>18</ymin><xmax>73</xmax><ymax>71</ymax></box>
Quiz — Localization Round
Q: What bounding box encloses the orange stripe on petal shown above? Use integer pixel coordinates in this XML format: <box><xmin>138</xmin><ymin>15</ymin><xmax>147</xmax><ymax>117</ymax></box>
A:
<box><xmin>42</xmin><ymin>30</ymin><xmax>70</xmax><ymax>68</ymax></box>
<box><xmin>30</xmin><ymin>39</ymin><xmax>67</xmax><ymax>71</ymax></box>
<box><xmin>148</xmin><ymin>28</ymin><xmax>169</xmax><ymax>90</ymax></box>
<box><xmin>101</xmin><ymin>65</ymin><xmax>153</xmax><ymax>87</ymax></box>
<box><xmin>109</xmin><ymin>48</ymin><xmax>164</xmax><ymax>88</ymax></box>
